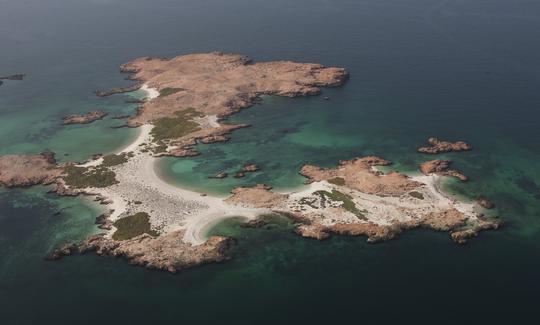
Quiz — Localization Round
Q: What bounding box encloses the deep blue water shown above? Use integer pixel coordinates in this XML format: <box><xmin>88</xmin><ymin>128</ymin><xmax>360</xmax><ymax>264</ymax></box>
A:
<box><xmin>1</xmin><ymin>0</ymin><xmax>540</xmax><ymax>323</ymax></box>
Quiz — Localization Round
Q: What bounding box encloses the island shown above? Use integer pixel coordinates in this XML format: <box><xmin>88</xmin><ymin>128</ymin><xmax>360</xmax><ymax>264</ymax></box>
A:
<box><xmin>0</xmin><ymin>74</ymin><xmax>25</xmax><ymax>87</ymax></box>
<box><xmin>418</xmin><ymin>137</ymin><xmax>472</xmax><ymax>154</ymax></box>
<box><xmin>62</xmin><ymin>110</ymin><xmax>108</xmax><ymax>125</ymax></box>
<box><xmin>0</xmin><ymin>52</ymin><xmax>500</xmax><ymax>273</ymax></box>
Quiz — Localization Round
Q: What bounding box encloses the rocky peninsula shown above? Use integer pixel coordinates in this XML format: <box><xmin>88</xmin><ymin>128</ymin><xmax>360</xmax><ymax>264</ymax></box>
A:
<box><xmin>0</xmin><ymin>53</ymin><xmax>501</xmax><ymax>272</ymax></box>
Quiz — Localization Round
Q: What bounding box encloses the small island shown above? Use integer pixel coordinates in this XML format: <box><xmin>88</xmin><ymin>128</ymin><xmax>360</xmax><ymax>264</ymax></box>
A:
<box><xmin>418</xmin><ymin>137</ymin><xmax>472</xmax><ymax>154</ymax></box>
<box><xmin>0</xmin><ymin>53</ymin><xmax>500</xmax><ymax>273</ymax></box>
<box><xmin>0</xmin><ymin>74</ymin><xmax>25</xmax><ymax>87</ymax></box>
<box><xmin>62</xmin><ymin>110</ymin><xmax>108</xmax><ymax>125</ymax></box>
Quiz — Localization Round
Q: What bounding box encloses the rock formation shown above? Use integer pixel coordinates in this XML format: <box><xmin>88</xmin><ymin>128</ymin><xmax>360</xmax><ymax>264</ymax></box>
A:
<box><xmin>0</xmin><ymin>152</ymin><xmax>62</xmax><ymax>187</ymax></box>
<box><xmin>477</xmin><ymin>196</ymin><xmax>495</xmax><ymax>209</ymax></box>
<box><xmin>46</xmin><ymin>231</ymin><xmax>235</xmax><ymax>273</ymax></box>
<box><xmin>62</xmin><ymin>110</ymin><xmax>108</xmax><ymax>125</ymax></box>
<box><xmin>300</xmin><ymin>156</ymin><xmax>421</xmax><ymax>196</ymax></box>
<box><xmin>418</xmin><ymin>137</ymin><xmax>471</xmax><ymax>154</ymax></box>
<box><xmin>226</xmin><ymin>184</ymin><xmax>287</xmax><ymax>208</ymax></box>
<box><xmin>234</xmin><ymin>163</ymin><xmax>260</xmax><ymax>178</ymax></box>
<box><xmin>117</xmin><ymin>52</ymin><xmax>348</xmax><ymax>127</ymax></box>
<box><xmin>419</xmin><ymin>160</ymin><xmax>468</xmax><ymax>181</ymax></box>
<box><xmin>0</xmin><ymin>74</ymin><xmax>25</xmax><ymax>80</ymax></box>
<box><xmin>95</xmin><ymin>83</ymin><xmax>142</xmax><ymax>97</ymax></box>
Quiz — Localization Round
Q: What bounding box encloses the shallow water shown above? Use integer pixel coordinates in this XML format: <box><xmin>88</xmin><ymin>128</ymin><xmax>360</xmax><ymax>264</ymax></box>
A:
<box><xmin>1</xmin><ymin>0</ymin><xmax>540</xmax><ymax>323</ymax></box>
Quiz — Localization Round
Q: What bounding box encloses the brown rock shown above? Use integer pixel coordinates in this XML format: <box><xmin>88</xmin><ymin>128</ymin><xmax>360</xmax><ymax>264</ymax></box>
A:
<box><xmin>47</xmin><ymin>231</ymin><xmax>235</xmax><ymax>273</ymax></box>
<box><xmin>62</xmin><ymin>110</ymin><xmax>107</xmax><ymax>125</ymax></box>
<box><xmin>327</xmin><ymin>223</ymin><xmax>400</xmax><ymax>243</ymax></box>
<box><xmin>0</xmin><ymin>153</ymin><xmax>63</xmax><ymax>188</ymax></box>
<box><xmin>300</xmin><ymin>156</ymin><xmax>421</xmax><ymax>196</ymax></box>
<box><xmin>116</xmin><ymin>52</ymin><xmax>347</xmax><ymax>127</ymax></box>
<box><xmin>419</xmin><ymin>160</ymin><xmax>468</xmax><ymax>181</ymax></box>
<box><xmin>418</xmin><ymin>137</ymin><xmax>471</xmax><ymax>154</ymax></box>
<box><xmin>226</xmin><ymin>184</ymin><xmax>287</xmax><ymax>208</ymax></box>
<box><xmin>294</xmin><ymin>224</ymin><xmax>330</xmax><ymax>240</ymax></box>
<box><xmin>95</xmin><ymin>83</ymin><xmax>142</xmax><ymax>97</ymax></box>
<box><xmin>241</xmin><ymin>164</ymin><xmax>260</xmax><ymax>172</ymax></box>
<box><xmin>476</xmin><ymin>196</ymin><xmax>495</xmax><ymax>209</ymax></box>
<box><xmin>450</xmin><ymin>219</ymin><xmax>501</xmax><ymax>244</ymax></box>
<box><xmin>421</xmin><ymin>208</ymin><xmax>467</xmax><ymax>231</ymax></box>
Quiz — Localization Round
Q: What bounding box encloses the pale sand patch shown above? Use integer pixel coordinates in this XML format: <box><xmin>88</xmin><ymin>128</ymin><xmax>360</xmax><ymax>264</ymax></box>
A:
<box><xmin>140</xmin><ymin>84</ymin><xmax>160</xmax><ymax>100</ymax></box>
<box><xmin>83</xmin><ymin>122</ymin><xmax>265</xmax><ymax>245</ymax></box>
<box><xmin>194</xmin><ymin>114</ymin><xmax>221</xmax><ymax>128</ymax></box>
<box><xmin>77</xmin><ymin>123</ymin><xmax>480</xmax><ymax>247</ymax></box>
<box><xmin>281</xmin><ymin>174</ymin><xmax>477</xmax><ymax>227</ymax></box>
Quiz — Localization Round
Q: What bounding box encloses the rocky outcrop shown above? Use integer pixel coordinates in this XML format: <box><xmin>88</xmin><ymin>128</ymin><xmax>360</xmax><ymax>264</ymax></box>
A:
<box><xmin>166</xmin><ymin>123</ymin><xmax>250</xmax><ymax>157</ymax></box>
<box><xmin>291</xmin><ymin>207</ymin><xmax>497</xmax><ymax>245</ymax></box>
<box><xmin>0</xmin><ymin>152</ymin><xmax>63</xmax><ymax>187</ymax></box>
<box><xmin>477</xmin><ymin>196</ymin><xmax>495</xmax><ymax>209</ymax></box>
<box><xmin>95</xmin><ymin>211</ymin><xmax>113</xmax><ymax>230</ymax></box>
<box><xmin>47</xmin><ymin>231</ymin><xmax>235</xmax><ymax>273</ymax></box>
<box><xmin>296</xmin><ymin>222</ymin><xmax>398</xmax><ymax>243</ymax></box>
<box><xmin>300</xmin><ymin>156</ymin><xmax>421</xmax><ymax>196</ymax></box>
<box><xmin>234</xmin><ymin>163</ymin><xmax>260</xmax><ymax>178</ymax></box>
<box><xmin>450</xmin><ymin>219</ymin><xmax>501</xmax><ymax>244</ymax></box>
<box><xmin>0</xmin><ymin>74</ymin><xmax>25</xmax><ymax>81</ymax></box>
<box><xmin>114</xmin><ymin>52</ymin><xmax>347</xmax><ymax>128</ymax></box>
<box><xmin>95</xmin><ymin>83</ymin><xmax>142</xmax><ymax>97</ymax></box>
<box><xmin>419</xmin><ymin>160</ymin><xmax>468</xmax><ymax>181</ymax></box>
<box><xmin>420</xmin><ymin>208</ymin><xmax>467</xmax><ymax>231</ymax></box>
<box><xmin>48</xmin><ymin>180</ymin><xmax>80</xmax><ymax>196</ymax></box>
<box><xmin>209</xmin><ymin>172</ymin><xmax>228</xmax><ymax>179</ymax></box>
<box><xmin>226</xmin><ymin>184</ymin><xmax>288</xmax><ymax>208</ymax></box>
<box><xmin>418</xmin><ymin>137</ymin><xmax>471</xmax><ymax>154</ymax></box>
<box><xmin>62</xmin><ymin>110</ymin><xmax>108</xmax><ymax>125</ymax></box>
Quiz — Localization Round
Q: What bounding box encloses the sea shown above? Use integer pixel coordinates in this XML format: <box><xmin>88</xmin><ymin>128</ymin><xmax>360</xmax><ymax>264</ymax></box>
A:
<box><xmin>1</xmin><ymin>0</ymin><xmax>540</xmax><ymax>323</ymax></box>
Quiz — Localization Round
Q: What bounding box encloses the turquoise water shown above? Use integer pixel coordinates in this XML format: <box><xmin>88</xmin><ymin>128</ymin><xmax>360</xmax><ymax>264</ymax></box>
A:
<box><xmin>1</xmin><ymin>0</ymin><xmax>540</xmax><ymax>323</ymax></box>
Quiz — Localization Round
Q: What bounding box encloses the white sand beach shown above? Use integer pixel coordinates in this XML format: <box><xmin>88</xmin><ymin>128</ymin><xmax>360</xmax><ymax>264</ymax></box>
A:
<box><xmin>76</xmin><ymin>83</ymin><xmax>484</xmax><ymax>247</ymax></box>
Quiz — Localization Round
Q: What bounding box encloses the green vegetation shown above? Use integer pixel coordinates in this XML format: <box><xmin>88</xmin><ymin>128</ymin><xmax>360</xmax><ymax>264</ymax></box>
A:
<box><xmin>158</xmin><ymin>87</ymin><xmax>183</xmax><ymax>98</ymax></box>
<box><xmin>409</xmin><ymin>191</ymin><xmax>424</xmax><ymax>200</ymax></box>
<box><xmin>63</xmin><ymin>165</ymin><xmax>118</xmax><ymax>188</ymax></box>
<box><xmin>150</xmin><ymin>108</ymin><xmax>202</xmax><ymax>141</ymax></box>
<box><xmin>328</xmin><ymin>177</ymin><xmax>346</xmax><ymax>186</ymax></box>
<box><xmin>152</xmin><ymin>141</ymin><xmax>168</xmax><ymax>154</ymax></box>
<box><xmin>101</xmin><ymin>153</ymin><xmax>129</xmax><ymax>167</ymax></box>
<box><xmin>112</xmin><ymin>212</ymin><xmax>159</xmax><ymax>241</ymax></box>
<box><xmin>314</xmin><ymin>190</ymin><xmax>367</xmax><ymax>220</ymax></box>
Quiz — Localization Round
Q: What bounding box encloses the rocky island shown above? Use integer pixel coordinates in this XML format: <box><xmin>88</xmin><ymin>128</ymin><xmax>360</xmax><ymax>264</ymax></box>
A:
<box><xmin>62</xmin><ymin>110</ymin><xmax>108</xmax><ymax>125</ymax></box>
<box><xmin>418</xmin><ymin>137</ymin><xmax>472</xmax><ymax>154</ymax></box>
<box><xmin>0</xmin><ymin>53</ymin><xmax>500</xmax><ymax>272</ymax></box>
<box><xmin>0</xmin><ymin>74</ymin><xmax>25</xmax><ymax>86</ymax></box>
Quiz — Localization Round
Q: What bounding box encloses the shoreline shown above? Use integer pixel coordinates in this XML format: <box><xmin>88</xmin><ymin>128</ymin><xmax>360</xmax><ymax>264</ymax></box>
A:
<box><xmin>86</xmin><ymin>86</ymin><xmax>481</xmax><ymax>244</ymax></box>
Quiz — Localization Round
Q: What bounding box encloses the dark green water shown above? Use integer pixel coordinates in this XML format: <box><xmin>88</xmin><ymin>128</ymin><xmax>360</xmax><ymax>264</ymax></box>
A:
<box><xmin>1</xmin><ymin>0</ymin><xmax>540</xmax><ymax>323</ymax></box>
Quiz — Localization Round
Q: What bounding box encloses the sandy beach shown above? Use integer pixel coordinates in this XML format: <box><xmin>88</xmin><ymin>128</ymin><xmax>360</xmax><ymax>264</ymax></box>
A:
<box><xmin>74</xmin><ymin>84</ymin><xmax>489</xmax><ymax>248</ymax></box>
